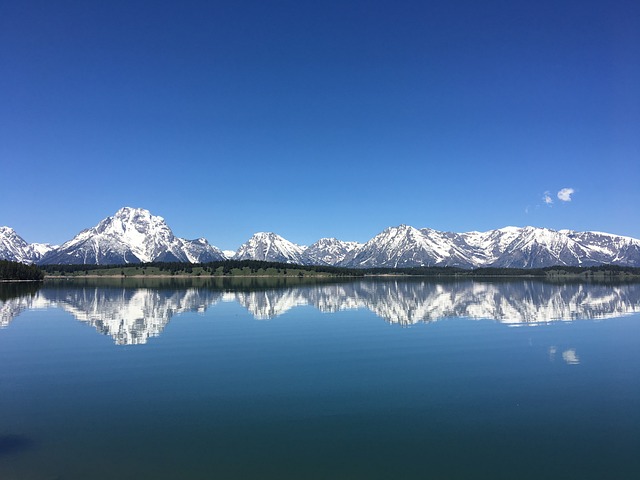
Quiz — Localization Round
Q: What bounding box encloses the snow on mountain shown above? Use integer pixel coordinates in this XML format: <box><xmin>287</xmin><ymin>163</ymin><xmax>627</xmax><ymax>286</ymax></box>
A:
<box><xmin>301</xmin><ymin>238</ymin><xmax>363</xmax><ymax>266</ymax></box>
<box><xmin>39</xmin><ymin>207</ymin><xmax>225</xmax><ymax>265</ymax></box>
<box><xmin>176</xmin><ymin>237</ymin><xmax>226</xmax><ymax>263</ymax></box>
<box><xmin>458</xmin><ymin>226</ymin><xmax>640</xmax><ymax>268</ymax></box>
<box><xmin>0</xmin><ymin>226</ymin><xmax>56</xmax><ymax>264</ymax></box>
<box><xmin>567</xmin><ymin>230</ymin><xmax>640</xmax><ymax>266</ymax></box>
<box><xmin>345</xmin><ymin>225</ymin><xmax>474</xmax><ymax>268</ymax></box>
<box><xmin>484</xmin><ymin>226</ymin><xmax>594</xmax><ymax>268</ymax></box>
<box><xmin>4</xmin><ymin>209</ymin><xmax>640</xmax><ymax>268</ymax></box>
<box><xmin>346</xmin><ymin>225</ymin><xmax>431</xmax><ymax>268</ymax></box>
<box><xmin>343</xmin><ymin>225</ymin><xmax>640</xmax><ymax>269</ymax></box>
<box><xmin>234</xmin><ymin>232</ymin><xmax>305</xmax><ymax>263</ymax></box>
<box><xmin>459</xmin><ymin>226</ymin><xmax>524</xmax><ymax>264</ymax></box>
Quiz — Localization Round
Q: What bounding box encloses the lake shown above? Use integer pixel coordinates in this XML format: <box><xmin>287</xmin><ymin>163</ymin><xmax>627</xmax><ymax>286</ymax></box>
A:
<box><xmin>1</xmin><ymin>278</ymin><xmax>639</xmax><ymax>479</ymax></box>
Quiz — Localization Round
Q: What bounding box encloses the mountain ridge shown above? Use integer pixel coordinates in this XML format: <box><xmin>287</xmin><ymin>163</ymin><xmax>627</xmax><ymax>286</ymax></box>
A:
<box><xmin>2</xmin><ymin>207</ymin><xmax>639</xmax><ymax>268</ymax></box>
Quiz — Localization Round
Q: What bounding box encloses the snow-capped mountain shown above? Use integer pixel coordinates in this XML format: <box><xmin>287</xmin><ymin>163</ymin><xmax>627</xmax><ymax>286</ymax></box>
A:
<box><xmin>3</xmin><ymin>208</ymin><xmax>640</xmax><ymax>268</ymax></box>
<box><xmin>300</xmin><ymin>238</ymin><xmax>363</xmax><ymax>266</ymax></box>
<box><xmin>234</xmin><ymin>232</ymin><xmax>305</xmax><ymax>264</ymax></box>
<box><xmin>341</xmin><ymin>225</ymin><xmax>640</xmax><ymax>269</ymax></box>
<box><xmin>459</xmin><ymin>226</ymin><xmax>640</xmax><ymax>268</ymax></box>
<box><xmin>476</xmin><ymin>227</ymin><xmax>597</xmax><ymax>268</ymax></box>
<box><xmin>345</xmin><ymin>225</ymin><xmax>440</xmax><ymax>268</ymax></box>
<box><xmin>39</xmin><ymin>207</ymin><xmax>225</xmax><ymax>265</ymax></box>
<box><xmin>231</xmin><ymin>225</ymin><xmax>640</xmax><ymax>269</ymax></box>
<box><xmin>344</xmin><ymin>225</ymin><xmax>477</xmax><ymax>268</ymax></box>
<box><xmin>567</xmin><ymin>230</ymin><xmax>640</xmax><ymax>266</ymax></box>
<box><xmin>0</xmin><ymin>226</ymin><xmax>56</xmax><ymax>264</ymax></box>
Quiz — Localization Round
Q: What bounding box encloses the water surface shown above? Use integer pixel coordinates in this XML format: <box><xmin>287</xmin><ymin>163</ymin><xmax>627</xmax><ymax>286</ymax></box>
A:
<box><xmin>1</xmin><ymin>278</ymin><xmax>639</xmax><ymax>479</ymax></box>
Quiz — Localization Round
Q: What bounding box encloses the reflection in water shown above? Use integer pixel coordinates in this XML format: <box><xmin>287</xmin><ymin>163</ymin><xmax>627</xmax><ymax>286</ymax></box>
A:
<box><xmin>1</xmin><ymin>287</ymin><xmax>221</xmax><ymax>345</ymax></box>
<box><xmin>562</xmin><ymin>349</ymin><xmax>580</xmax><ymax>365</ymax></box>
<box><xmin>231</xmin><ymin>281</ymin><xmax>640</xmax><ymax>325</ymax></box>
<box><xmin>0</xmin><ymin>282</ymin><xmax>41</xmax><ymax>328</ymax></box>
<box><xmin>2</xmin><ymin>280</ymin><xmax>640</xmax><ymax>344</ymax></box>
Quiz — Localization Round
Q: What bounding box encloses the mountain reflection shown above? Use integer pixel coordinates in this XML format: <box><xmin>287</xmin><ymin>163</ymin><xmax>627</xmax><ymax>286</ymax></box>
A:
<box><xmin>2</xmin><ymin>280</ymin><xmax>640</xmax><ymax>344</ymax></box>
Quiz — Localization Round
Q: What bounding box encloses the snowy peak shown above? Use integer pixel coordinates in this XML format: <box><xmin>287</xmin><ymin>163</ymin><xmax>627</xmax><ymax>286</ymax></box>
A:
<box><xmin>38</xmin><ymin>207</ymin><xmax>225</xmax><ymax>265</ymax></box>
<box><xmin>177</xmin><ymin>237</ymin><xmax>226</xmax><ymax>263</ymax></box>
<box><xmin>234</xmin><ymin>232</ymin><xmax>305</xmax><ymax>264</ymax></box>
<box><xmin>93</xmin><ymin>207</ymin><xmax>177</xmax><ymax>262</ymax></box>
<box><xmin>490</xmin><ymin>226</ymin><xmax>583</xmax><ymax>268</ymax></box>
<box><xmin>347</xmin><ymin>224</ymin><xmax>465</xmax><ymax>268</ymax></box>
<box><xmin>95</xmin><ymin>207</ymin><xmax>167</xmax><ymax>236</ymax></box>
<box><xmin>3</xmin><ymin>210</ymin><xmax>640</xmax><ymax>268</ymax></box>
<box><xmin>344</xmin><ymin>225</ymin><xmax>640</xmax><ymax>269</ymax></box>
<box><xmin>0</xmin><ymin>227</ymin><xmax>29</xmax><ymax>262</ymax></box>
<box><xmin>457</xmin><ymin>226</ymin><xmax>640</xmax><ymax>268</ymax></box>
<box><xmin>0</xmin><ymin>226</ymin><xmax>55</xmax><ymax>264</ymax></box>
<box><xmin>301</xmin><ymin>238</ymin><xmax>363</xmax><ymax>266</ymax></box>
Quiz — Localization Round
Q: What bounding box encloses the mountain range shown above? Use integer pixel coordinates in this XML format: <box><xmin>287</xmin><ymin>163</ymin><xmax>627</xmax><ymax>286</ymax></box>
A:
<box><xmin>2</xmin><ymin>207</ymin><xmax>639</xmax><ymax>268</ymax></box>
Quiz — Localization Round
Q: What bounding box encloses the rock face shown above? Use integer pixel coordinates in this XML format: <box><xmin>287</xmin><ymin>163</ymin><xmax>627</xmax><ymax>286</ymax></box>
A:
<box><xmin>38</xmin><ymin>207</ymin><xmax>225</xmax><ymax>265</ymax></box>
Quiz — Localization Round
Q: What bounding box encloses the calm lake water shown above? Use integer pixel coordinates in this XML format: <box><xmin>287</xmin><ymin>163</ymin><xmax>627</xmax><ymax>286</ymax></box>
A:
<box><xmin>1</xmin><ymin>278</ymin><xmax>639</xmax><ymax>479</ymax></box>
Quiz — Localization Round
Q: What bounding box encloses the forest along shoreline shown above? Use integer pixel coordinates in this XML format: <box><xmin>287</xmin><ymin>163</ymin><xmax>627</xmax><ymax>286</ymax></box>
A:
<box><xmin>2</xmin><ymin>259</ymin><xmax>640</xmax><ymax>281</ymax></box>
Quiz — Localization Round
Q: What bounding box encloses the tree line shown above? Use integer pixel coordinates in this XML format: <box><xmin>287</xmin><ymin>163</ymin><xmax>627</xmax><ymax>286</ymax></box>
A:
<box><xmin>38</xmin><ymin>261</ymin><xmax>640</xmax><ymax>278</ymax></box>
<box><xmin>40</xmin><ymin>260</ymin><xmax>366</xmax><ymax>276</ymax></box>
<box><xmin>0</xmin><ymin>260</ymin><xmax>45</xmax><ymax>280</ymax></box>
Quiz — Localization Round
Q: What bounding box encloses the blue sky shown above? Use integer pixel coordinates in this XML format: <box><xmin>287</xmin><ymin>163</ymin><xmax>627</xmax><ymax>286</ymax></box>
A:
<box><xmin>1</xmin><ymin>0</ymin><xmax>638</xmax><ymax>250</ymax></box>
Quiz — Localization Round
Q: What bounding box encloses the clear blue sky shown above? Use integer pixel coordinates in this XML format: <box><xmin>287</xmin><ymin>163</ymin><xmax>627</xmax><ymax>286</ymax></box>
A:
<box><xmin>1</xmin><ymin>0</ymin><xmax>638</xmax><ymax>249</ymax></box>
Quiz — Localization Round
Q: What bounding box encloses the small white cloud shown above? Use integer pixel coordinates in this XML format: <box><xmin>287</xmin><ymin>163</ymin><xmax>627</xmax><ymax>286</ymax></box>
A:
<box><xmin>542</xmin><ymin>191</ymin><xmax>553</xmax><ymax>205</ymax></box>
<box><xmin>557</xmin><ymin>188</ymin><xmax>575</xmax><ymax>202</ymax></box>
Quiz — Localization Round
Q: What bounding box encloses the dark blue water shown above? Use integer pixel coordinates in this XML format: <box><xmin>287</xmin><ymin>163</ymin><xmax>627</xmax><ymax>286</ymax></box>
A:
<box><xmin>1</xmin><ymin>279</ymin><xmax>639</xmax><ymax>479</ymax></box>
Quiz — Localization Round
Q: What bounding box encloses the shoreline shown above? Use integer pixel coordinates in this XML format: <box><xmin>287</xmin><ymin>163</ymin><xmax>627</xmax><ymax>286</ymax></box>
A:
<box><xmin>40</xmin><ymin>272</ymin><xmax>640</xmax><ymax>280</ymax></box>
